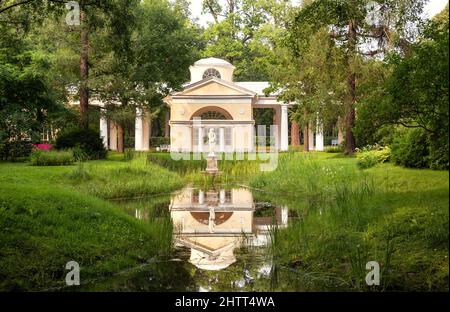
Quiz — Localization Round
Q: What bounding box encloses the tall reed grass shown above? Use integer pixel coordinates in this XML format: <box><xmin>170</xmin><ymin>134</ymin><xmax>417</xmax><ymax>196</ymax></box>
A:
<box><xmin>251</xmin><ymin>153</ymin><xmax>448</xmax><ymax>291</ymax></box>
<box><xmin>67</xmin><ymin>154</ymin><xmax>184</xmax><ymax>200</ymax></box>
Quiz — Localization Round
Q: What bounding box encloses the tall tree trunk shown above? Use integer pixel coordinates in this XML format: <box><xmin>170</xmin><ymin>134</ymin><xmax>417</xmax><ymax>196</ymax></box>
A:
<box><xmin>117</xmin><ymin>125</ymin><xmax>124</xmax><ymax>153</ymax></box>
<box><xmin>303</xmin><ymin>111</ymin><xmax>309</xmax><ymax>152</ymax></box>
<box><xmin>337</xmin><ymin>117</ymin><xmax>344</xmax><ymax>145</ymax></box>
<box><xmin>345</xmin><ymin>20</ymin><xmax>357</xmax><ymax>155</ymax></box>
<box><xmin>79</xmin><ymin>6</ymin><xmax>89</xmax><ymax>129</ymax></box>
<box><xmin>291</xmin><ymin>121</ymin><xmax>300</xmax><ymax>146</ymax></box>
<box><xmin>303</xmin><ymin>126</ymin><xmax>309</xmax><ymax>152</ymax></box>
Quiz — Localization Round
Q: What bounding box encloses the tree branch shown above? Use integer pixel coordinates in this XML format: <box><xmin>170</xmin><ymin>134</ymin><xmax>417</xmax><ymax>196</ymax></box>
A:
<box><xmin>0</xmin><ymin>0</ymin><xmax>34</xmax><ymax>14</ymax></box>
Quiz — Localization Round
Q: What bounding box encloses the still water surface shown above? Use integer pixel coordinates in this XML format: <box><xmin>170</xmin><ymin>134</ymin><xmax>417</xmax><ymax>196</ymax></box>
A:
<box><xmin>77</xmin><ymin>185</ymin><xmax>306</xmax><ymax>291</ymax></box>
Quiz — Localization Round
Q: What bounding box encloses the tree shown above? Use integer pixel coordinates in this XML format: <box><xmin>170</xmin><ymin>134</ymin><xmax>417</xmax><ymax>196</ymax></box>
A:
<box><xmin>202</xmin><ymin>0</ymin><xmax>292</xmax><ymax>81</ymax></box>
<box><xmin>1</xmin><ymin>0</ymin><xmax>140</xmax><ymax>129</ymax></box>
<box><xmin>356</xmin><ymin>7</ymin><xmax>449</xmax><ymax>168</ymax></box>
<box><xmin>291</xmin><ymin>0</ymin><xmax>427</xmax><ymax>154</ymax></box>
<box><xmin>92</xmin><ymin>0</ymin><xmax>202</xmax><ymax>150</ymax></box>
<box><xmin>0</xmin><ymin>23</ymin><xmax>64</xmax><ymax>159</ymax></box>
<box><xmin>269</xmin><ymin>25</ymin><xmax>347</xmax><ymax>152</ymax></box>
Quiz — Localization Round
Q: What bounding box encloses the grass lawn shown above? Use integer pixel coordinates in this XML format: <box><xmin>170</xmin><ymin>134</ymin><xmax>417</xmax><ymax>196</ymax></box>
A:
<box><xmin>0</xmin><ymin>153</ymin><xmax>183</xmax><ymax>291</ymax></box>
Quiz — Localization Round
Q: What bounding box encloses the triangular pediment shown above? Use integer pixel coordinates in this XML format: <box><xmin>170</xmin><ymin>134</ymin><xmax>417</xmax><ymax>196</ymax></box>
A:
<box><xmin>176</xmin><ymin>236</ymin><xmax>239</xmax><ymax>254</ymax></box>
<box><xmin>174</xmin><ymin>78</ymin><xmax>256</xmax><ymax>97</ymax></box>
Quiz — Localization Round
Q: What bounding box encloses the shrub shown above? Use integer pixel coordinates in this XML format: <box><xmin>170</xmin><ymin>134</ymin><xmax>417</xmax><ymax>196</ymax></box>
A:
<box><xmin>428</xmin><ymin>134</ymin><xmax>449</xmax><ymax>170</ymax></box>
<box><xmin>325</xmin><ymin>146</ymin><xmax>343</xmax><ymax>153</ymax></box>
<box><xmin>30</xmin><ymin>150</ymin><xmax>74</xmax><ymax>166</ymax></box>
<box><xmin>124</xmin><ymin>148</ymin><xmax>135</xmax><ymax>162</ymax></box>
<box><xmin>71</xmin><ymin>146</ymin><xmax>89</xmax><ymax>162</ymax></box>
<box><xmin>0</xmin><ymin>140</ymin><xmax>33</xmax><ymax>161</ymax></box>
<box><xmin>357</xmin><ymin>146</ymin><xmax>391</xmax><ymax>169</ymax></box>
<box><xmin>150</xmin><ymin>137</ymin><xmax>170</xmax><ymax>147</ymax></box>
<box><xmin>55</xmin><ymin>128</ymin><xmax>106</xmax><ymax>160</ymax></box>
<box><xmin>391</xmin><ymin>128</ymin><xmax>430</xmax><ymax>168</ymax></box>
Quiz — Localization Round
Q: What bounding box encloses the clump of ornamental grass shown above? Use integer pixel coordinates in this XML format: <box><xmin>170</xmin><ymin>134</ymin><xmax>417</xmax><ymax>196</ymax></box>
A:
<box><xmin>30</xmin><ymin>150</ymin><xmax>74</xmax><ymax>166</ymax></box>
<box><xmin>67</xmin><ymin>154</ymin><xmax>184</xmax><ymax>200</ymax></box>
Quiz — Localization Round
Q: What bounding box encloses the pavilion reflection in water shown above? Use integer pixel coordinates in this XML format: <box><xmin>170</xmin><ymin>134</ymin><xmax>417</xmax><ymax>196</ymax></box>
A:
<box><xmin>168</xmin><ymin>187</ymin><xmax>288</xmax><ymax>271</ymax></box>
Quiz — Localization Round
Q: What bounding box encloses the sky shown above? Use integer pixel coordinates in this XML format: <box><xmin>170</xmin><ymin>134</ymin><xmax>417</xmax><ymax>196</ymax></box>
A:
<box><xmin>189</xmin><ymin>0</ymin><xmax>449</xmax><ymax>27</ymax></box>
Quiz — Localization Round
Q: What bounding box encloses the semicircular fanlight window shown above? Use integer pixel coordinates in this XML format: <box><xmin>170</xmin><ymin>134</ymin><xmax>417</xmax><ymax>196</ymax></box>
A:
<box><xmin>202</xmin><ymin>68</ymin><xmax>221</xmax><ymax>79</ymax></box>
<box><xmin>199</xmin><ymin>111</ymin><xmax>228</xmax><ymax>120</ymax></box>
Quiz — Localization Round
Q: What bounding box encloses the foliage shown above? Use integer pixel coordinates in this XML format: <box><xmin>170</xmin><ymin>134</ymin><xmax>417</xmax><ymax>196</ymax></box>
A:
<box><xmin>325</xmin><ymin>146</ymin><xmax>343</xmax><ymax>153</ymax></box>
<box><xmin>148</xmin><ymin>153</ymin><xmax>206</xmax><ymax>174</ymax></box>
<box><xmin>288</xmin><ymin>0</ymin><xmax>427</xmax><ymax>154</ymax></box>
<box><xmin>55</xmin><ymin>128</ymin><xmax>107</xmax><ymax>160</ymax></box>
<box><xmin>71</xmin><ymin>146</ymin><xmax>89</xmax><ymax>162</ymax></box>
<box><xmin>0</xmin><ymin>24</ymin><xmax>63</xmax><ymax>161</ymax></box>
<box><xmin>355</xmin><ymin>13</ymin><xmax>449</xmax><ymax>166</ymax></box>
<box><xmin>356</xmin><ymin>146</ymin><xmax>391</xmax><ymax>169</ymax></box>
<box><xmin>251</xmin><ymin>153</ymin><xmax>448</xmax><ymax>291</ymax></box>
<box><xmin>96</xmin><ymin>0</ymin><xmax>202</xmax><ymax>145</ymax></box>
<box><xmin>67</xmin><ymin>154</ymin><xmax>184</xmax><ymax>199</ymax></box>
<box><xmin>150</xmin><ymin>137</ymin><xmax>170</xmax><ymax>147</ymax></box>
<box><xmin>201</xmin><ymin>0</ymin><xmax>292</xmax><ymax>81</ymax></box>
<box><xmin>390</xmin><ymin>128</ymin><xmax>430</xmax><ymax>169</ymax></box>
<box><xmin>251</xmin><ymin>152</ymin><xmax>374</xmax><ymax>207</ymax></box>
<box><xmin>30</xmin><ymin>150</ymin><xmax>74</xmax><ymax>166</ymax></box>
<box><xmin>0</xmin><ymin>162</ymin><xmax>172</xmax><ymax>291</ymax></box>
<box><xmin>0</xmin><ymin>140</ymin><xmax>33</xmax><ymax>161</ymax></box>
<box><xmin>123</xmin><ymin>149</ymin><xmax>135</xmax><ymax>162</ymax></box>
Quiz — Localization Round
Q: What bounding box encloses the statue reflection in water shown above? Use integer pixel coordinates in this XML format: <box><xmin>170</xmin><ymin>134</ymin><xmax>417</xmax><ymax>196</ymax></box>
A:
<box><xmin>165</xmin><ymin>186</ymin><xmax>289</xmax><ymax>271</ymax></box>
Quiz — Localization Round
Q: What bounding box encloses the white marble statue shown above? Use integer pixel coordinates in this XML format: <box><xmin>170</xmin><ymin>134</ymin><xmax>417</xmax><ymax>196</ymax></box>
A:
<box><xmin>208</xmin><ymin>128</ymin><xmax>216</xmax><ymax>156</ymax></box>
<box><xmin>208</xmin><ymin>206</ymin><xmax>215</xmax><ymax>233</ymax></box>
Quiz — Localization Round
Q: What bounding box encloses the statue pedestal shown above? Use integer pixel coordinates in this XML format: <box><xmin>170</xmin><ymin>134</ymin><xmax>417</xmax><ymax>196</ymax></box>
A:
<box><xmin>205</xmin><ymin>155</ymin><xmax>219</xmax><ymax>175</ymax></box>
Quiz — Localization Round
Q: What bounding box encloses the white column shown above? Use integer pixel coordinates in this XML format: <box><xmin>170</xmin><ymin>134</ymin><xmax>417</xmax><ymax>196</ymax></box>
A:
<box><xmin>308</xmin><ymin>123</ymin><xmax>314</xmax><ymax>151</ymax></box>
<box><xmin>273</xmin><ymin>107</ymin><xmax>280</xmax><ymax>150</ymax></box>
<box><xmin>135</xmin><ymin>107</ymin><xmax>143</xmax><ymax>151</ymax></box>
<box><xmin>99</xmin><ymin>109</ymin><xmax>108</xmax><ymax>149</ymax></box>
<box><xmin>199</xmin><ymin>190</ymin><xmax>204</xmax><ymax>205</ymax></box>
<box><xmin>280</xmin><ymin>105</ymin><xmax>289</xmax><ymax>151</ymax></box>
<box><xmin>248</xmin><ymin>124</ymin><xmax>254</xmax><ymax>152</ymax></box>
<box><xmin>315</xmin><ymin>120</ymin><xmax>324</xmax><ymax>151</ymax></box>
<box><xmin>281</xmin><ymin>206</ymin><xmax>289</xmax><ymax>226</ymax></box>
<box><xmin>109</xmin><ymin>121</ymin><xmax>118</xmax><ymax>151</ymax></box>
<box><xmin>198</xmin><ymin>127</ymin><xmax>203</xmax><ymax>153</ymax></box>
<box><xmin>219</xmin><ymin>189</ymin><xmax>225</xmax><ymax>204</ymax></box>
<box><xmin>219</xmin><ymin>128</ymin><xmax>225</xmax><ymax>152</ymax></box>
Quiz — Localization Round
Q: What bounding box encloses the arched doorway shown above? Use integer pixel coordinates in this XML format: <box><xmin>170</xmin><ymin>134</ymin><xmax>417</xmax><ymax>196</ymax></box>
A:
<box><xmin>191</xmin><ymin>106</ymin><xmax>233</xmax><ymax>121</ymax></box>
<box><xmin>191</xmin><ymin>107</ymin><xmax>233</xmax><ymax>153</ymax></box>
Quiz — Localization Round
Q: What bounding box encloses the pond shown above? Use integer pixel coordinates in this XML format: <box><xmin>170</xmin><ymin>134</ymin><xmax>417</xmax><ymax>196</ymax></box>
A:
<box><xmin>75</xmin><ymin>185</ymin><xmax>308</xmax><ymax>292</ymax></box>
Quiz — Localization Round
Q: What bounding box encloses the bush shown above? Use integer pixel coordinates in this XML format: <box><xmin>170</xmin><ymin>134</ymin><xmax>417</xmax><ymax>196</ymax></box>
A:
<box><xmin>55</xmin><ymin>128</ymin><xmax>106</xmax><ymax>160</ymax></box>
<box><xmin>124</xmin><ymin>148</ymin><xmax>135</xmax><ymax>162</ymax></box>
<box><xmin>0</xmin><ymin>140</ymin><xmax>33</xmax><ymax>161</ymax></box>
<box><xmin>325</xmin><ymin>146</ymin><xmax>343</xmax><ymax>153</ymax></box>
<box><xmin>30</xmin><ymin>150</ymin><xmax>74</xmax><ymax>166</ymax></box>
<box><xmin>150</xmin><ymin>137</ymin><xmax>170</xmax><ymax>147</ymax></box>
<box><xmin>356</xmin><ymin>146</ymin><xmax>391</xmax><ymax>169</ymax></box>
<box><xmin>391</xmin><ymin>128</ymin><xmax>430</xmax><ymax>168</ymax></box>
<box><xmin>428</xmin><ymin>134</ymin><xmax>449</xmax><ymax>170</ymax></box>
<box><xmin>71</xmin><ymin>146</ymin><xmax>89</xmax><ymax>162</ymax></box>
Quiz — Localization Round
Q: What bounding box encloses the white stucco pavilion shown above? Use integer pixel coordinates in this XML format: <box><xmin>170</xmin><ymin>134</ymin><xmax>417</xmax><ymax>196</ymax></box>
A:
<box><xmin>72</xmin><ymin>57</ymin><xmax>325</xmax><ymax>152</ymax></box>
<box><xmin>161</xmin><ymin>57</ymin><xmax>324</xmax><ymax>152</ymax></box>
